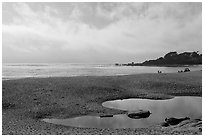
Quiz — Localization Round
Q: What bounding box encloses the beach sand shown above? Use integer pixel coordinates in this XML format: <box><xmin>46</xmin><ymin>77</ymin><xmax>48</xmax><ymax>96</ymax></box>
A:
<box><xmin>2</xmin><ymin>71</ymin><xmax>202</xmax><ymax>135</ymax></box>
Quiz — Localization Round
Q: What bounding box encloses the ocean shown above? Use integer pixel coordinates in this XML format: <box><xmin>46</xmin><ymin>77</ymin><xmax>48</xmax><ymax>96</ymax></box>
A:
<box><xmin>2</xmin><ymin>63</ymin><xmax>202</xmax><ymax>80</ymax></box>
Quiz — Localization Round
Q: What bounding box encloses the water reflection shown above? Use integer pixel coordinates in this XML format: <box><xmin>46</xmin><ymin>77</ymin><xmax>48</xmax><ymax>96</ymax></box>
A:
<box><xmin>43</xmin><ymin>96</ymin><xmax>201</xmax><ymax>129</ymax></box>
<box><xmin>102</xmin><ymin>96</ymin><xmax>202</xmax><ymax>121</ymax></box>
<box><xmin>43</xmin><ymin>114</ymin><xmax>156</xmax><ymax>128</ymax></box>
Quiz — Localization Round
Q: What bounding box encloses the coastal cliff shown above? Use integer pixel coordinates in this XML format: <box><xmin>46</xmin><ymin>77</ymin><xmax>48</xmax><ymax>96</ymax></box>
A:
<box><xmin>120</xmin><ymin>51</ymin><xmax>202</xmax><ymax>66</ymax></box>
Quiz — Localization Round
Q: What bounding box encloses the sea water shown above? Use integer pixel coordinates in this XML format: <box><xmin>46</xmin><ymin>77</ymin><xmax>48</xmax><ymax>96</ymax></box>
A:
<box><xmin>2</xmin><ymin>63</ymin><xmax>202</xmax><ymax>80</ymax></box>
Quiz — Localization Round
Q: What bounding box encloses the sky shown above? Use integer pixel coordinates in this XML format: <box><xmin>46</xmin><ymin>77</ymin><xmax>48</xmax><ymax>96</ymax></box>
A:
<box><xmin>2</xmin><ymin>2</ymin><xmax>202</xmax><ymax>63</ymax></box>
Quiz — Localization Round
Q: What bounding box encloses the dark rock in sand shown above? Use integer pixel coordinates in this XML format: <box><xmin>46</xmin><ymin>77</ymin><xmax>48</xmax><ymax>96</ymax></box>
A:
<box><xmin>165</xmin><ymin>117</ymin><xmax>190</xmax><ymax>126</ymax></box>
<box><xmin>2</xmin><ymin>102</ymin><xmax>16</xmax><ymax>109</ymax></box>
<box><xmin>100</xmin><ymin>114</ymin><xmax>114</xmax><ymax>118</ymax></box>
<box><xmin>127</xmin><ymin>110</ymin><xmax>151</xmax><ymax>119</ymax></box>
<box><xmin>161</xmin><ymin>122</ymin><xmax>170</xmax><ymax>127</ymax></box>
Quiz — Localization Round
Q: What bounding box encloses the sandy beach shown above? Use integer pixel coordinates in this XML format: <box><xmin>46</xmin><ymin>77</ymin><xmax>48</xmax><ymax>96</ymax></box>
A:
<box><xmin>2</xmin><ymin>71</ymin><xmax>202</xmax><ymax>135</ymax></box>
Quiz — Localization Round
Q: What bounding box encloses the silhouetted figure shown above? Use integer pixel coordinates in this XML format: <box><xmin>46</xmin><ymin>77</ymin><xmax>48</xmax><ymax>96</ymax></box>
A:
<box><xmin>184</xmin><ymin>68</ymin><xmax>190</xmax><ymax>72</ymax></box>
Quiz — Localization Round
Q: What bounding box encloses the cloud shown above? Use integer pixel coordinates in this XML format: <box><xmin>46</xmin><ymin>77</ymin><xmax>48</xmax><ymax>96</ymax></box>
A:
<box><xmin>2</xmin><ymin>2</ymin><xmax>202</xmax><ymax>63</ymax></box>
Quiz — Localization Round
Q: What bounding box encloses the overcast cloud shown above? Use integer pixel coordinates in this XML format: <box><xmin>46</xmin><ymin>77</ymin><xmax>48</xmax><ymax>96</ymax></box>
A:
<box><xmin>2</xmin><ymin>2</ymin><xmax>202</xmax><ymax>63</ymax></box>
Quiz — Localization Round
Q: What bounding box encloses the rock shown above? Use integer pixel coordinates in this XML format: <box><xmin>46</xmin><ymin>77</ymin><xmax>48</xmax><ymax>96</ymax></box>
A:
<box><xmin>199</xmin><ymin>128</ymin><xmax>202</xmax><ymax>132</ymax></box>
<box><xmin>165</xmin><ymin>117</ymin><xmax>190</xmax><ymax>125</ymax></box>
<box><xmin>2</xmin><ymin>102</ymin><xmax>16</xmax><ymax>109</ymax></box>
<box><xmin>161</xmin><ymin>122</ymin><xmax>170</xmax><ymax>127</ymax></box>
<box><xmin>100</xmin><ymin>114</ymin><xmax>113</xmax><ymax>118</ymax></box>
<box><xmin>127</xmin><ymin>110</ymin><xmax>151</xmax><ymax>119</ymax></box>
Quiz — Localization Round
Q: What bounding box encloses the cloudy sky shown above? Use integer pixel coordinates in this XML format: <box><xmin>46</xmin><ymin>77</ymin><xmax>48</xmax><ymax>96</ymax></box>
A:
<box><xmin>2</xmin><ymin>2</ymin><xmax>202</xmax><ymax>63</ymax></box>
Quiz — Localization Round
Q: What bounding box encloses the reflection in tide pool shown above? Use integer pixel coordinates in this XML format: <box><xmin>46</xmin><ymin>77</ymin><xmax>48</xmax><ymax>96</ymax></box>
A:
<box><xmin>103</xmin><ymin>96</ymin><xmax>202</xmax><ymax>123</ymax></box>
<box><xmin>43</xmin><ymin>114</ymin><xmax>156</xmax><ymax>128</ymax></box>
<box><xmin>43</xmin><ymin>96</ymin><xmax>201</xmax><ymax>129</ymax></box>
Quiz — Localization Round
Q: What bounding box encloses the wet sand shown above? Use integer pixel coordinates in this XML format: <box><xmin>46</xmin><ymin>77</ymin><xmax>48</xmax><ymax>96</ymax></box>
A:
<box><xmin>2</xmin><ymin>71</ymin><xmax>202</xmax><ymax>135</ymax></box>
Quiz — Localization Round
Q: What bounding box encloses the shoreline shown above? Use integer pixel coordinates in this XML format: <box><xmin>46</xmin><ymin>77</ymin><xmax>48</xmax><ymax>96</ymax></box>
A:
<box><xmin>2</xmin><ymin>68</ymin><xmax>202</xmax><ymax>81</ymax></box>
<box><xmin>117</xmin><ymin>64</ymin><xmax>202</xmax><ymax>67</ymax></box>
<box><xmin>2</xmin><ymin>71</ymin><xmax>202</xmax><ymax>134</ymax></box>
